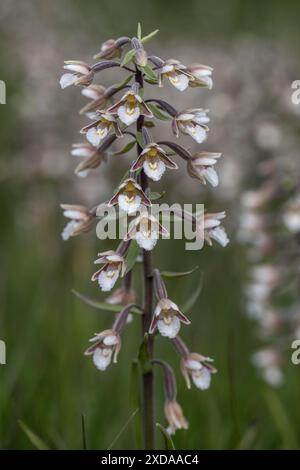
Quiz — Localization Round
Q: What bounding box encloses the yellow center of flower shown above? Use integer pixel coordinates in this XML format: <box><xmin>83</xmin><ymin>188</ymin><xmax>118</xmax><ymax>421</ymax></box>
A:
<box><xmin>147</xmin><ymin>147</ymin><xmax>159</xmax><ymax>170</ymax></box>
<box><xmin>126</xmin><ymin>95</ymin><xmax>137</xmax><ymax>115</ymax></box>
<box><xmin>161</xmin><ymin>309</ymin><xmax>172</xmax><ymax>324</ymax></box>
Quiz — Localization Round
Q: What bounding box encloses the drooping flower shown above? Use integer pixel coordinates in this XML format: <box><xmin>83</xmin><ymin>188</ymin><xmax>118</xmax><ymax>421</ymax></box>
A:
<box><xmin>201</xmin><ymin>211</ymin><xmax>229</xmax><ymax>247</ymax></box>
<box><xmin>108</xmin><ymin>178</ymin><xmax>151</xmax><ymax>215</ymax></box>
<box><xmin>91</xmin><ymin>251</ymin><xmax>126</xmax><ymax>292</ymax></box>
<box><xmin>84</xmin><ymin>329</ymin><xmax>121</xmax><ymax>371</ymax></box>
<box><xmin>172</xmin><ymin>109</ymin><xmax>210</xmax><ymax>144</ymax></box>
<box><xmin>71</xmin><ymin>142</ymin><xmax>106</xmax><ymax>177</ymax></box>
<box><xmin>107</xmin><ymin>89</ymin><xmax>153</xmax><ymax>126</ymax></box>
<box><xmin>159</xmin><ymin>59</ymin><xmax>194</xmax><ymax>91</ymax></box>
<box><xmin>126</xmin><ymin>212</ymin><xmax>168</xmax><ymax>251</ymax></box>
<box><xmin>186</xmin><ymin>64</ymin><xmax>213</xmax><ymax>89</ymax></box>
<box><xmin>80</xmin><ymin>84</ymin><xmax>107</xmax><ymax>115</ymax></box>
<box><xmin>93</xmin><ymin>39</ymin><xmax>122</xmax><ymax>60</ymax></box>
<box><xmin>131</xmin><ymin>143</ymin><xmax>178</xmax><ymax>181</ymax></box>
<box><xmin>59</xmin><ymin>61</ymin><xmax>94</xmax><ymax>89</ymax></box>
<box><xmin>181</xmin><ymin>353</ymin><xmax>217</xmax><ymax>390</ymax></box>
<box><xmin>149</xmin><ymin>298</ymin><xmax>190</xmax><ymax>338</ymax></box>
<box><xmin>60</xmin><ymin>204</ymin><xmax>94</xmax><ymax>240</ymax></box>
<box><xmin>81</xmin><ymin>111</ymin><xmax>122</xmax><ymax>147</ymax></box>
<box><xmin>187</xmin><ymin>152</ymin><xmax>222</xmax><ymax>187</ymax></box>
<box><xmin>106</xmin><ymin>286</ymin><xmax>136</xmax><ymax>306</ymax></box>
<box><xmin>164</xmin><ymin>399</ymin><xmax>189</xmax><ymax>435</ymax></box>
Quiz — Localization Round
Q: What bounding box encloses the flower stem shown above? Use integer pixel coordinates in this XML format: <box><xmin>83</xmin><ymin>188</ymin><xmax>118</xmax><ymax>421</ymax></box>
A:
<box><xmin>136</xmin><ymin>67</ymin><xmax>155</xmax><ymax>450</ymax></box>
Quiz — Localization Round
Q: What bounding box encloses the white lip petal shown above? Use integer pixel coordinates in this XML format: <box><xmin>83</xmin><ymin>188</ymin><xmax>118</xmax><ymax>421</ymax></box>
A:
<box><xmin>118</xmin><ymin>105</ymin><xmax>140</xmax><ymax>125</ymax></box>
<box><xmin>157</xmin><ymin>316</ymin><xmax>180</xmax><ymax>338</ymax></box>
<box><xmin>98</xmin><ymin>269</ymin><xmax>119</xmax><ymax>291</ymax></box>
<box><xmin>143</xmin><ymin>159</ymin><xmax>166</xmax><ymax>181</ymax></box>
<box><xmin>186</xmin><ymin>124</ymin><xmax>207</xmax><ymax>144</ymax></box>
<box><xmin>118</xmin><ymin>194</ymin><xmax>141</xmax><ymax>215</ymax></box>
<box><xmin>63</xmin><ymin>209</ymin><xmax>83</xmax><ymax>219</ymax></box>
<box><xmin>209</xmin><ymin>226</ymin><xmax>229</xmax><ymax>246</ymax></box>
<box><xmin>76</xmin><ymin>169</ymin><xmax>90</xmax><ymax>178</ymax></box>
<box><xmin>86</xmin><ymin>128</ymin><xmax>102</xmax><ymax>147</ymax></box>
<box><xmin>185</xmin><ymin>359</ymin><xmax>203</xmax><ymax>371</ymax></box>
<box><xmin>200</xmin><ymin>167</ymin><xmax>219</xmax><ymax>187</ymax></box>
<box><xmin>192</xmin><ymin>367</ymin><xmax>211</xmax><ymax>390</ymax></box>
<box><xmin>168</xmin><ymin>73</ymin><xmax>189</xmax><ymax>91</ymax></box>
<box><xmin>61</xmin><ymin>220</ymin><xmax>79</xmax><ymax>240</ymax></box>
<box><xmin>92</xmin><ymin>348</ymin><xmax>112</xmax><ymax>371</ymax></box>
<box><xmin>60</xmin><ymin>73</ymin><xmax>77</xmax><ymax>89</ymax></box>
<box><xmin>135</xmin><ymin>232</ymin><xmax>158</xmax><ymax>251</ymax></box>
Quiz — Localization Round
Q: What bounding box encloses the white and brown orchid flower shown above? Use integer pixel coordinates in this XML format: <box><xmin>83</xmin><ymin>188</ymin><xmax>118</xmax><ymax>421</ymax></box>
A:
<box><xmin>164</xmin><ymin>399</ymin><xmax>188</xmax><ymax>435</ymax></box>
<box><xmin>59</xmin><ymin>61</ymin><xmax>94</xmax><ymax>89</ymax></box>
<box><xmin>60</xmin><ymin>204</ymin><xmax>94</xmax><ymax>240</ymax></box>
<box><xmin>201</xmin><ymin>211</ymin><xmax>229</xmax><ymax>247</ymax></box>
<box><xmin>159</xmin><ymin>59</ymin><xmax>194</xmax><ymax>91</ymax></box>
<box><xmin>108</xmin><ymin>178</ymin><xmax>151</xmax><ymax>215</ymax></box>
<box><xmin>186</xmin><ymin>64</ymin><xmax>213</xmax><ymax>89</ymax></box>
<box><xmin>93</xmin><ymin>39</ymin><xmax>122</xmax><ymax>60</ymax></box>
<box><xmin>71</xmin><ymin>143</ymin><xmax>106</xmax><ymax>177</ymax></box>
<box><xmin>149</xmin><ymin>298</ymin><xmax>190</xmax><ymax>338</ymax></box>
<box><xmin>181</xmin><ymin>353</ymin><xmax>217</xmax><ymax>390</ymax></box>
<box><xmin>107</xmin><ymin>89</ymin><xmax>153</xmax><ymax>126</ymax></box>
<box><xmin>80</xmin><ymin>84</ymin><xmax>107</xmax><ymax>115</ymax></box>
<box><xmin>131</xmin><ymin>143</ymin><xmax>178</xmax><ymax>181</ymax></box>
<box><xmin>126</xmin><ymin>212</ymin><xmax>168</xmax><ymax>251</ymax></box>
<box><xmin>173</xmin><ymin>109</ymin><xmax>210</xmax><ymax>144</ymax></box>
<box><xmin>84</xmin><ymin>329</ymin><xmax>121</xmax><ymax>371</ymax></box>
<box><xmin>106</xmin><ymin>286</ymin><xmax>136</xmax><ymax>306</ymax></box>
<box><xmin>187</xmin><ymin>152</ymin><xmax>222</xmax><ymax>187</ymax></box>
<box><xmin>91</xmin><ymin>251</ymin><xmax>126</xmax><ymax>292</ymax></box>
<box><xmin>81</xmin><ymin>111</ymin><xmax>122</xmax><ymax>147</ymax></box>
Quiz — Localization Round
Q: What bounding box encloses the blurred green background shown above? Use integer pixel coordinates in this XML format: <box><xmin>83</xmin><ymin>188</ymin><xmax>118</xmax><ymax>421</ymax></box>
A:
<box><xmin>1</xmin><ymin>0</ymin><xmax>300</xmax><ymax>450</ymax></box>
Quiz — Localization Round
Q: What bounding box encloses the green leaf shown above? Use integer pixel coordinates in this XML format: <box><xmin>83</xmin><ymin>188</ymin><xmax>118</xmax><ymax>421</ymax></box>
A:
<box><xmin>18</xmin><ymin>420</ymin><xmax>50</xmax><ymax>450</ymax></box>
<box><xmin>160</xmin><ymin>265</ymin><xmax>199</xmax><ymax>278</ymax></box>
<box><xmin>141</xmin><ymin>65</ymin><xmax>157</xmax><ymax>82</ymax></box>
<box><xmin>147</xmin><ymin>103</ymin><xmax>171</xmax><ymax>121</ymax></box>
<box><xmin>138</xmin><ymin>334</ymin><xmax>152</xmax><ymax>374</ymax></box>
<box><xmin>130</xmin><ymin>360</ymin><xmax>143</xmax><ymax>449</ymax></box>
<box><xmin>156</xmin><ymin>423</ymin><xmax>175</xmax><ymax>450</ymax></box>
<box><xmin>112</xmin><ymin>140</ymin><xmax>136</xmax><ymax>156</ymax></box>
<box><xmin>111</xmin><ymin>74</ymin><xmax>133</xmax><ymax>93</ymax></box>
<box><xmin>150</xmin><ymin>191</ymin><xmax>165</xmax><ymax>201</ymax></box>
<box><xmin>235</xmin><ymin>423</ymin><xmax>257</xmax><ymax>450</ymax></box>
<box><xmin>181</xmin><ymin>272</ymin><xmax>204</xmax><ymax>312</ymax></box>
<box><xmin>136</xmin><ymin>131</ymin><xmax>144</xmax><ymax>148</ymax></box>
<box><xmin>125</xmin><ymin>240</ymin><xmax>140</xmax><ymax>274</ymax></box>
<box><xmin>137</xmin><ymin>23</ymin><xmax>142</xmax><ymax>40</ymax></box>
<box><xmin>263</xmin><ymin>389</ymin><xmax>298</xmax><ymax>449</ymax></box>
<box><xmin>141</xmin><ymin>29</ymin><xmax>159</xmax><ymax>44</ymax></box>
<box><xmin>121</xmin><ymin>49</ymin><xmax>135</xmax><ymax>67</ymax></box>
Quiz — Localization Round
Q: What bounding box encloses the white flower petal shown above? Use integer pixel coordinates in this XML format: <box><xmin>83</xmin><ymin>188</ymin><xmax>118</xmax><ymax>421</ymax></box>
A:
<box><xmin>143</xmin><ymin>159</ymin><xmax>166</xmax><ymax>181</ymax></box>
<box><xmin>200</xmin><ymin>167</ymin><xmax>219</xmax><ymax>187</ymax></box>
<box><xmin>192</xmin><ymin>367</ymin><xmax>211</xmax><ymax>390</ymax></box>
<box><xmin>98</xmin><ymin>269</ymin><xmax>119</xmax><ymax>292</ymax></box>
<box><xmin>118</xmin><ymin>194</ymin><xmax>141</xmax><ymax>215</ymax></box>
<box><xmin>135</xmin><ymin>231</ymin><xmax>158</xmax><ymax>251</ymax></box>
<box><xmin>60</xmin><ymin>73</ymin><xmax>77</xmax><ymax>89</ymax></box>
<box><xmin>209</xmin><ymin>226</ymin><xmax>229</xmax><ymax>246</ymax></box>
<box><xmin>186</xmin><ymin>124</ymin><xmax>207</xmax><ymax>144</ymax></box>
<box><xmin>118</xmin><ymin>105</ymin><xmax>140</xmax><ymax>125</ymax></box>
<box><xmin>61</xmin><ymin>220</ymin><xmax>79</xmax><ymax>240</ymax></box>
<box><xmin>169</xmin><ymin>73</ymin><xmax>189</xmax><ymax>91</ymax></box>
<box><xmin>92</xmin><ymin>348</ymin><xmax>112</xmax><ymax>371</ymax></box>
<box><xmin>103</xmin><ymin>335</ymin><xmax>119</xmax><ymax>346</ymax></box>
<box><xmin>71</xmin><ymin>148</ymin><xmax>94</xmax><ymax>158</ymax></box>
<box><xmin>86</xmin><ymin>128</ymin><xmax>102</xmax><ymax>147</ymax></box>
<box><xmin>157</xmin><ymin>316</ymin><xmax>180</xmax><ymax>338</ymax></box>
